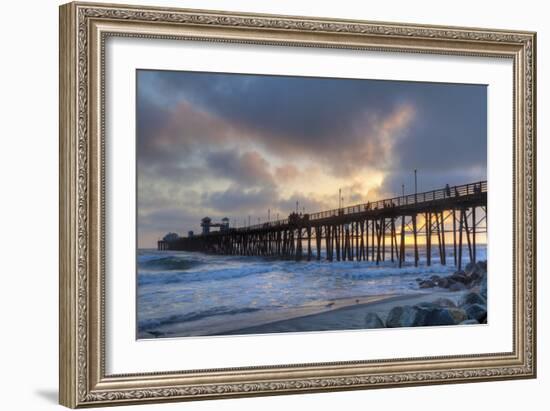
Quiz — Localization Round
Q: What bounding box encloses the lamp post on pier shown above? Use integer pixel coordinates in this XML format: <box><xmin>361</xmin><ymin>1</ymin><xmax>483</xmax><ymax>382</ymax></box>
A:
<box><xmin>414</xmin><ymin>169</ymin><xmax>418</xmax><ymax>203</ymax></box>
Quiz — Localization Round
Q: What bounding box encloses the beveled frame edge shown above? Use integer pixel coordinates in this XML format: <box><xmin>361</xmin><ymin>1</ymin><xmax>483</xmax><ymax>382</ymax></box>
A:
<box><xmin>59</xmin><ymin>1</ymin><xmax>536</xmax><ymax>408</ymax></box>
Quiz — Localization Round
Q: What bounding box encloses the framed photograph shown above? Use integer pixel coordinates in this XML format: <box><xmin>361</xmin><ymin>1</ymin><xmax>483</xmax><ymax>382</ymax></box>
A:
<box><xmin>59</xmin><ymin>2</ymin><xmax>536</xmax><ymax>408</ymax></box>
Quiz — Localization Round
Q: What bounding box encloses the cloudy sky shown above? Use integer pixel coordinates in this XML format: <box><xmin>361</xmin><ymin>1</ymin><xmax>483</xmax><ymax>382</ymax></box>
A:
<box><xmin>137</xmin><ymin>70</ymin><xmax>487</xmax><ymax>248</ymax></box>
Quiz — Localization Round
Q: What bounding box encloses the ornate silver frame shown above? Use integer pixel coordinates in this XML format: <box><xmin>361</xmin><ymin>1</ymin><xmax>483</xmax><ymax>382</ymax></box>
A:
<box><xmin>59</xmin><ymin>2</ymin><xmax>536</xmax><ymax>408</ymax></box>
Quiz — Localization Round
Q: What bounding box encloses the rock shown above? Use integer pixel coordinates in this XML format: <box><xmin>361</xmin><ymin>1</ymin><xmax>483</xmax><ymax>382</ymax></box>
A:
<box><xmin>446</xmin><ymin>308</ymin><xmax>468</xmax><ymax>324</ymax></box>
<box><xmin>416</xmin><ymin>278</ymin><xmax>423</xmax><ymax>282</ymax></box>
<box><xmin>480</xmin><ymin>279</ymin><xmax>487</xmax><ymax>300</ymax></box>
<box><xmin>411</xmin><ymin>305</ymin><xmax>432</xmax><ymax>325</ymax></box>
<box><xmin>419</xmin><ymin>280</ymin><xmax>436</xmax><ymax>289</ymax></box>
<box><xmin>416</xmin><ymin>302</ymin><xmax>438</xmax><ymax>309</ymax></box>
<box><xmin>464</xmin><ymin>303</ymin><xmax>487</xmax><ymax>322</ymax></box>
<box><xmin>415</xmin><ymin>305</ymin><xmax>460</xmax><ymax>326</ymax></box>
<box><xmin>365</xmin><ymin>312</ymin><xmax>385</xmax><ymax>328</ymax></box>
<box><xmin>477</xmin><ymin>260</ymin><xmax>487</xmax><ymax>272</ymax></box>
<box><xmin>464</xmin><ymin>262</ymin><xmax>476</xmax><ymax>275</ymax></box>
<box><xmin>460</xmin><ymin>292</ymin><xmax>486</xmax><ymax>307</ymax></box>
<box><xmin>467</xmin><ymin>270</ymin><xmax>481</xmax><ymax>283</ymax></box>
<box><xmin>387</xmin><ymin>304</ymin><xmax>464</xmax><ymax>327</ymax></box>
<box><xmin>436</xmin><ymin>278</ymin><xmax>450</xmax><ymax>288</ymax></box>
<box><xmin>459</xmin><ymin>319</ymin><xmax>480</xmax><ymax>325</ymax></box>
<box><xmin>432</xmin><ymin>298</ymin><xmax>457</xmax><ymax>308</ymax></box>
<box><xmin>386</xmin><ymin>306</ymin><xmax>418</xmax><ymax>328</ymax></box>
<box><xmin>450</xmin><ymin>272</ymin><xmax>468</xmax><ymax>284</ymax></box>
<box><xmin>465</xmin><ymin>261</ymin><xmax>487</xmax><ymax>284</ymax></box>
<box><xmin>422</xmin><ymin>307</ymin><xmax>456</xmax><ymax>326</ymax></box>
<box><xmin>425</xmin><ymin>261</ymin><xmax>487</xmax><ymax>292</ymax></box>
<box><xmin>453</xmin><ymin>270</ymin><xmax>467</xmax><ymax>277</ymax></box>
<box><xmin>465</xmin><ymin>261</ymin><xmax>485</xmax><ymax>276</ymax></box>
<box><xmin>479</xmin><ymin>272</ymin><xmax>488</xmax><ymax>300</ymax></box>
<box><xmin>449</xmin><ymin>282</ymin><xmax>467</xmax><ymax>292</ymax></box>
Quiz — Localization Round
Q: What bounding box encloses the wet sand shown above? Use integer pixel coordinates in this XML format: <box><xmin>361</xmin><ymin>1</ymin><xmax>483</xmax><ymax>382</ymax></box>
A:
<box><xmin>139</xmin><ymin>289</ymin><xmax>470</xmax><ymax>339</ymax></box>
<box><xmin>140</xmin><ymin>294</ymin><xmax>396</xmax><ymax>338</ymax></box>
<box><xmin>217</xmin><ymin>290</ymin><xmax>469</xmax><ymax>336</ymax></box>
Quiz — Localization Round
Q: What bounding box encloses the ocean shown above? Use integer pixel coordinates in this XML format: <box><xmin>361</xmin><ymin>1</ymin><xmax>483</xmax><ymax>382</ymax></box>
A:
<box><xmin>137</xmin><ymin>245</ymin><xmax>487</xmax><ymax>338</ymax></box>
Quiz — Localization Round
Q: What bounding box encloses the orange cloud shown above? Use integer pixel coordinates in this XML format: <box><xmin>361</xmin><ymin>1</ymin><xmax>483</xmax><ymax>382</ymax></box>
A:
<box><xmin>275</xmin><ymin>164</ymin><xmax>300</xmax><ymax>182</ymax></box>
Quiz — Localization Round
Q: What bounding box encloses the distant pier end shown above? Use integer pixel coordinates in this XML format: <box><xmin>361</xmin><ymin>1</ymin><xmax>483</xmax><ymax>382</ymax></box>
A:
<box><xmin>157</xmin><ymin>181</ymin><xmax>487</xmax><ymax>270</ymax></box>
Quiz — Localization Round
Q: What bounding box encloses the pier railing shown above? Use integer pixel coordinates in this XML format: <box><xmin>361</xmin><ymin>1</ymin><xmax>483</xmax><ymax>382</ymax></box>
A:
<box><xmin>235</xmin><ymin>181</ymin><xmax>486</xmax><ymax>232</ymax></box>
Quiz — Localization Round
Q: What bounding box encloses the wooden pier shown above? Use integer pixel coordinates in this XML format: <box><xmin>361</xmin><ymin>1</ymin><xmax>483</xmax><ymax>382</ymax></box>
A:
<box><xmin>158</xmin><ymin>181</ymin><xmax>487</xmax><ymax>270</ymax></box>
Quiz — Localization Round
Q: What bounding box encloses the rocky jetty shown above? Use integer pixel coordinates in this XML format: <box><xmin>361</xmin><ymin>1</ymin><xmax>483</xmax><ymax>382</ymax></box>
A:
<box><xmin>364</xmin><ymin>312</ymin><xmax>385</xmax><ymax>328</ymax></box>
<box><xmin>416</xmin><ymin>261</ymin><xmax>487</xmax><ymax>294</ymax></box>
<box><xmin>364</xmin><ymin>261</ymin><xmax>487</xmax><ymax>328</ymax></box>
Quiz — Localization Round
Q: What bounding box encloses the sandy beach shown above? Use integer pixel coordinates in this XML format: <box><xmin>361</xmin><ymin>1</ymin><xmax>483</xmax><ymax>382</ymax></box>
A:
<box><xmin>217</xmin><ymin>289</ymin><xmax>470</xmax><ymax>336</ymax></box>
<box><xmin>140</xmin><ymin>288</ymin><xmax>474</xmax><ymax>338</ymax></box>
<box><xmin>139</xmin><ymin>294</ymin><xmax>396</xmax><ymax>338</ymax></box>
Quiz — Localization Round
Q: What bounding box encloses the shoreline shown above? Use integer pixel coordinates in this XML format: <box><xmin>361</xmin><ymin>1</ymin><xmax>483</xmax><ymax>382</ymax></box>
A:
<box><xmin>139</xmin><ymin>293</ymin><xmax>398</xmax><ymax>338</ymax></box>
<box><xmin>139</xmin><ymin>289</ymin><xmax>470</xmax><ymax>339</ymax></box>
<box><xmin>214</xmin><ymin>289</ymin><xmax>469</xmax><ymax>336</ymax></box>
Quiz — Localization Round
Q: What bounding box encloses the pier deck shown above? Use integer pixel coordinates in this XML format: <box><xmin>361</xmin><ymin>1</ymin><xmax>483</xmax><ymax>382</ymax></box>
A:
<box><xmin>158</xmin><ymin>181</ymin><xmax>487</xmax><ymax>270</ymax></box>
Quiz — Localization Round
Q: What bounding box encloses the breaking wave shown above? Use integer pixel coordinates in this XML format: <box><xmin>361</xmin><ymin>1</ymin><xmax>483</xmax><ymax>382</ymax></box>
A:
<box><xmin>138</xmin><ymin>255</ymin><xmax>203</xmax><ymax>271</ymax></box>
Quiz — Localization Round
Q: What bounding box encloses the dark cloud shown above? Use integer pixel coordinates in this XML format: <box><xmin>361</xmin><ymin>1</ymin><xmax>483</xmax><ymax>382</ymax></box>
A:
<box><xmin>202</xmin><ymin>184</ymin><xmax>279</xmax><ymax>214</ymax></box>
<box><xmin>136</xmin><ymin>99</ymin><xmax>240</xmax><ymax>168</ymax></box>
<box><xmin>137</xmin><ymin>70</ymin><xmax>415</xmax><ymax>175</ymax></box>
<box><xmin>139</xmin><ymin>69</ymin><xmax>395</xmax><ymax>143</ymax></box>
<box><xmin>136</xmin><ymin>69</ymin><xmax>487</xmax><ymax>247</ymax></box>
<box><xmin>204</xmin><ymin>149</ymin><xmax>274</xmax><ymax>186</ymax></box>
<box><xmin>381</xmin><ymin>166</ymin><xmax>486</xmax><ymax>198</ymax></box>
<box><xmin>138</xmin><ymin>70</ymin><xmax>486</xmax><ymax>175</ymax></box>
<box><xmin>392</xmin><ymin>83</ymin><xmax>487</xmax><ymax>172</ymax></box>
